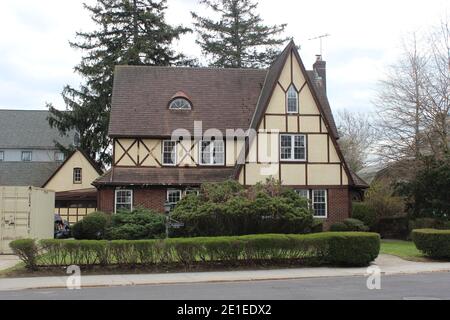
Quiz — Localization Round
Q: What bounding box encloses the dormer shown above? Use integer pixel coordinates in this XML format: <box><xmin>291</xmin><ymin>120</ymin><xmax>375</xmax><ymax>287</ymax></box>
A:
<box><xmin>169</xmin><ymin>91</ymin><xmax>192</xmax><ymax>110</ymax></box>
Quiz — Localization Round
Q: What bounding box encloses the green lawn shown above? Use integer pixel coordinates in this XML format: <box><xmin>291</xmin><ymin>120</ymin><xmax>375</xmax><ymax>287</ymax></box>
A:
<box><xmin>380</xmin><ymin>240</ymin><xmax>427</xmax><ymax>261</ymax></box>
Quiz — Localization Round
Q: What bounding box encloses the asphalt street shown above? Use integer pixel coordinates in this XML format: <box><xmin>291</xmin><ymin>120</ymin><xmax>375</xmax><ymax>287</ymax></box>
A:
<box><xmin>0</xmin><ymin>272</ymin><xmax>449</xmax><ymax>300</ymax></box>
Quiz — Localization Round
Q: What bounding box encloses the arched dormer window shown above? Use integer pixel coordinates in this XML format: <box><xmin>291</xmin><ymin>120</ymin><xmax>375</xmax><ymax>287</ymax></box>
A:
<box><xmin>169</xmin><ymin>91</ymin><xmax>192</xmax><ymax>110</ymax></box>
<box><xmin>286</xmin><ymin>85</ymin><xmax>298</xmax><ymax>113</ymax></box>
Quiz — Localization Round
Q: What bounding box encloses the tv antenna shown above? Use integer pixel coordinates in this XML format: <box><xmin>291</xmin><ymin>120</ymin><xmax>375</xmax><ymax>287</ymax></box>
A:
<box><xmin>308</xmin><ymin>34</ymin><xmax>331</xmax><ymax>56</ymax></box>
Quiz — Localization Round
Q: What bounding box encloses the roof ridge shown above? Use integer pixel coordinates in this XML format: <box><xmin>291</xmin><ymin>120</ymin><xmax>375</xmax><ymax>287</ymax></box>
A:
<box><xmin>115</xmin><ymin>65</ymin><xmax>268</xmax><ymax>72</ymax></box>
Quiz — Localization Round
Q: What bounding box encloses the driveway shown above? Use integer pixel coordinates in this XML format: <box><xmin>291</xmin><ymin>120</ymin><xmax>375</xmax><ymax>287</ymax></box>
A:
<box><xmin>0</xmin><ymin>255</ymin><xmax>20</xmax><ymax>272</ymax></box>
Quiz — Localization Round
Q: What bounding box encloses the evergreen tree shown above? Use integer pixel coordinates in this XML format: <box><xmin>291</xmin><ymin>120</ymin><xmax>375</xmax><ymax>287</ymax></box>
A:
<box><xmin>192</xmin><ymin>0</ymin><xmax>288</xmax><ymax>68</ymax></box>
<box><xmin>47</xmin><ymin>0</ymin><xmax>193</xmax><ymax>165</ymax></box>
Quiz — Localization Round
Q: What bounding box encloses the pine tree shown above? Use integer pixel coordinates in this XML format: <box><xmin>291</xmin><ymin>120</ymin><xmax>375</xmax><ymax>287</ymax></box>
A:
<box><xmin>47</xmin><ymin>0</ymin><xmax>193</xmax><ymax>165</ymax></box>
<box><xmin>192</xmin><ymin>0</ymin><xmax>288</xmax><ymax>68</ymax></box>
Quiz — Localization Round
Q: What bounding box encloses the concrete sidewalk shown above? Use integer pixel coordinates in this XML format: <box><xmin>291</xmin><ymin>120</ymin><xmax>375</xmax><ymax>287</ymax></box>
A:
<box><xmin>1</xmin><ymin>254</ymin><xmax>450</xmax><ymax>291</ymax></box>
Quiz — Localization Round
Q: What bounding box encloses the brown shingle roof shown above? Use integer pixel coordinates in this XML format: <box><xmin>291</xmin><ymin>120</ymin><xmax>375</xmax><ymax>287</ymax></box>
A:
<box><xmin>108</xmin><ymin>66</ymin><xmax>267</xmax><ymax>137</ymax></box>
<box><xmin>94</xmin><ymin>167</ymin><xmax>235</xmax><ymax>186</ymax></box>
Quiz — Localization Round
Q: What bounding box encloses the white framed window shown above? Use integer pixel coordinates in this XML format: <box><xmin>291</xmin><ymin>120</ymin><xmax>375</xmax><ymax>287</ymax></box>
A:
<box><xmin>286</xmin><ymin>85</ymin><xmax>298</xmax><ymax>113</ymax></box>
<box><xmin>184</xmin><ymin>188</ymin><xmax>200</xmax><ymax>196</ymax></box>
<box><xmin>167</xmin><ymin>189</ymin><xmax>182</xmax><ymax>205</ymax></box>
<box><xmin>169</xmin><ymin>98</ymin><xmax>192</xmax><ymax>110</ymax></box>
<box><xmin>73</xmin><ymin>168</ymin><xmax>82</xmax><ymax>184</ymax></box>
<box><xmin>295</xmin><ymin>189</ymin><xmax>310</xmax><ymax>200</ymax></box>
<box><xmin>0</xmin><ymin>151</ymin><xmax>3</xmax><ymax>162</ymax></box>
<box><xmin>55</xmin><ymin>152</ymin><xmax>64</xmax><ymax>162</ymax></box>
<box><xmin>21</xmin><ymin>151</ymin><xmax>32</xmax><ymax>162</ymax></box>
<box><xmin>312</xmin><ymin>190</ymin><xmax>327</xmax><ymax>218</ymax></box>
<box><xmin>280</xmin><ymin>134</ymin><xmax>306</xmax><ymax>161</ymax></box>
<box><xmin>200</xmin><ymin>140</ymin><xmax>225</xmax><ymax>165</ymax></box>
<box><xmin>115</xmin><ymin>189</ymin><xmax>133</xmax><ymax>213</ymax></box>
<box><xmin>162</xmin><ymin>140</ymin><xmax>177</xmax><ymax>166</ymax></box>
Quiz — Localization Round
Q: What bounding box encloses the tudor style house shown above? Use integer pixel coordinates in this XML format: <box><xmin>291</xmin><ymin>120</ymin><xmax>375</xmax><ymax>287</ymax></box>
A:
<box><xmin>94</xmin><ymin>41</ymin><xmax>368</xmax><ymax>228</ymax></box>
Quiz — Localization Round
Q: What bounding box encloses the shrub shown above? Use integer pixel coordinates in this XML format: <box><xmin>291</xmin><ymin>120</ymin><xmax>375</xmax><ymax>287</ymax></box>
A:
<box><xmin>171</xmin><ymin>179</ymin><xmax>314</xmax><ymax>237</ymax></box>
<box><xmin>9</xmin><ymin>239</ymin><xmax>39</xmax><ymax>270</ymax></box>
<box><xmin>365</xmin><ymin>181</ymin><xmax>405</xmax><ymax>219</ymax></box>
<box><xmin>21</xmin><ymin>232</ymin><xmax>380</xmax><ymax>269</ymax></box>
<box><xmin>106</xmin><ymin>208</ymin><xmax>166</xmax><ymax>240</ymax></box>
<box><xmin>72</xmin><ymin>212</ymin><xmax>110</xmax><ymax>240</ymax></box>
<box><xmin>326</xmin><ymin>232</ymin><xmax>380</xmax><ymax>266</ymax></box>
<box><xmin>330</xmin><ymin>219</ymin><xmax>369</xmax><ymax>232</ymax></box>
<box><xmin>376</xmin><ymin>217</ymin><xmax>409</xmax><ymax>239</ymax></box>
<box><xmin>352</xmin><ymin>202</ymin><xmax>377</xmax><ymax>229</ymax></box>
<box><xmin>412</xmin><ymin>229</ymin><xmax>450</xmax><ymax>259</ymax></box>
<box><xmin>409</xmin><ymin>218</ymin><xmax>450</xmax><ymax>231</ymax></box>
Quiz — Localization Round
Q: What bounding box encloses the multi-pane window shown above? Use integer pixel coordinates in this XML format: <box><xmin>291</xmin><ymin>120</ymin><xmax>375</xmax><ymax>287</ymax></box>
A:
<box><xmin>21</xmin><ymin>151</ymin><xmax>32</xmax><ymax>162</ymax></box>
<box><xmin>286</xmin><ymin>85</ymin><xmax>298</xmax><ymax>113</ymax></box>
<box><xmin>295</xmin><ymin>189</ymin><xmax>309</xmax><ymax>200</ymax></box>
<box><xmin>280</xmin><ymin>134</ymin><xmax>306</xmax><ymax>161</ymax></box>
<box><xmin>0</xmin><ymin>151</ymin><xmax>3</xmax><ymax>161</ymax></box>
<box><xmin>312</xmin><ymin>190</ymin><xmax>327</xmax><ymax>218</ymax></box>
<box><xmin>167</xmin><ymin>189</ymin><xmax>182</xmax><ymax>206</ymax></box>
<box><xmin>200</xmin><ymin>140</ymin><xmax>225</xmax><ymax>165</ymax></box>
<box><xmin>55</xmin><ymin>152</ymin><xmax>64</xmax><ymax>162</ymax></box>
<box><xmin>169</xmin><ymin>98</ymin><xmax>192</xmax><ymax>110</ymax></box>
<box><xmin>162</xmin><ymin>140</ymin><xmax>177</xmax><ymax>165</ymax></box>
<box><xmin>115</xmin><ymin>189</ymin><xmax>133</xmax><ymax>212</ymax></box>
<box><xmin>73</xmin><ymin>168</ymin><xmax>82</xmax><ymax>184</ymax></box>
<box><xmin>185</xmin><ymin>189</ymin><xmax>200</xmax><ymax>196</ymax></box>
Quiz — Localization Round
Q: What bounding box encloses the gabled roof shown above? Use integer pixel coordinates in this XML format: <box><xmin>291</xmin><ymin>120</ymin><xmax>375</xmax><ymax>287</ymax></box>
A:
<box><xmin>0</xmin><ymin>110</ymin><xmax>76</xmax><ymax>149</ymax></box>
<box><xmin>108</xmin><ymin>66</ymin><xmax>267</xmax><ymax>137</ymax></box>
<box><xmin>41</xmin><ymin>148</ymin><xmax>103</xmax><ymax>188</ymax></box>
<box><xmin>0</xmin><ymin>162</ymin><xmax>61</xmax><ymax>187</ymax></box>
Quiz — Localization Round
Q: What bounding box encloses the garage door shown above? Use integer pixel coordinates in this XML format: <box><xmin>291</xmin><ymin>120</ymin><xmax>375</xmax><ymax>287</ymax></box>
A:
<box><xmin>0</xmin><ymin>187</ymin><xmax>30</xmax><ymax>254</ymax></box>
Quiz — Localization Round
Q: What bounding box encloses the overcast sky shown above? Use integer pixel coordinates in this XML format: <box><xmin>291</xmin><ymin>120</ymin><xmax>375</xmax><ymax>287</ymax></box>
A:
<box><xmin>0</xmin><ymin>0</ymin><xmax>448</xmax><ymax>115</ymax></box>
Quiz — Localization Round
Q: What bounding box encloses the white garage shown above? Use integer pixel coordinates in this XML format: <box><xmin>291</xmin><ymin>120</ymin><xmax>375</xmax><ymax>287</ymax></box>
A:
<box><xmin>0</xmin><ymin>186</ymin><xmax>54</xmax><ymax>254</ymax></box>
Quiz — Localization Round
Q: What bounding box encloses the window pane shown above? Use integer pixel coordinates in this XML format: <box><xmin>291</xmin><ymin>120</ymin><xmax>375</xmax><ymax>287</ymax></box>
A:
<box><xmin>170</xmin><ymin>98</ymin><xmax>192</xmax><ymax>110</ymax></box>
<box><xmin>167</xmin><ymin>190</ymin><xmax>182</xmax><ymax>204</ymax></box>
<box><xmin>212</xmin><ymin>141</ymin><xmax>224</xmax><ymax>164</ymax></box>
<box><xmin>22</xmin><ymin>151</ymin><xmax>32</xmax><ymax>162</ymax></box>
<box><xmin>293</xmin><ymin>135</ymin><xmax>305</xmax><ymax>160</ymax></box>
<box><xmin>312</xmin><ymin>190</ymin><xmax>327</xmax><ymax>217</ymax></box>
<box><xmin>0</xmin><ymin>151</ymin><xmax>3</xmax><ymax>161</ymax></box>
<box><xmin>163</xmin><ymin>141</ymin><xmax>176</xmax><ymax>165</ymax></box>
<box><xmin>295</xmin><ymin>189</ymin><xmax>309</xmax><ymax>199</ymax></box>
<box><xmin>287</xmin><ymin>86</ymin><xmax>298</xmax><ymax>113</ymax></box>
<box><xmin>280</xmin><ymin>135</ymin><xmax>292</xmax><ymax>160</ymax></box>
<box><xmin>116</xmin><ymin>190</ymin><xmax>132</xmax><ymax>212</ymax></box>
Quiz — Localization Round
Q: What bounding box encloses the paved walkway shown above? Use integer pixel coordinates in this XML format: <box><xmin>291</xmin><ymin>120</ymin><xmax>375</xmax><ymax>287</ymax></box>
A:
<box><xmin>1</xmin><ymin>254</ymin><xmax>450</xmax><ymax>291</ymax></box>
<box><xmin>0</xmin><ymin>255</ymin><xmax>20</xmax><ymax>272</ymax></box>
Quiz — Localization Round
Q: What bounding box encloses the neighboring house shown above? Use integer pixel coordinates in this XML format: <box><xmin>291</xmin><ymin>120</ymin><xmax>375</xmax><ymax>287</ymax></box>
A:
<box><xmin>42</xmin><ymin>149</ymin><xmax>103</xmax><ymax>224</ymax></box>
<box><xmin>0</xmin><ymin>110</ymin><xmax>77</xmax><ymax>186</ymax></box>
<box><xmin>94</xmin><ymin>41</ymin><xmax>368</xmax><ymax>228</ymax></box>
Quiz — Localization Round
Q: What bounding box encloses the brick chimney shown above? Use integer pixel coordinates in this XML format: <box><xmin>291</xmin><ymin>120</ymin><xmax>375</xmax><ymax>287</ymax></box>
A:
<box><xmin>313</xmin><ymin>55</ymin><xmax>327</xmax><ymax>95</ymax></box>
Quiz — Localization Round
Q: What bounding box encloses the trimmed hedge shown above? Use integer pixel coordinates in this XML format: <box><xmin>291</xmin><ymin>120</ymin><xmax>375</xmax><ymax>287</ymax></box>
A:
<box><xmin>9</xmin><ymin>239</ymin><xmax>39</xmax><ymax>270</ymax></box>
<box><xmin>12</xmin><ymin>232</ymin><xmax>380</xmax><ymax>269</ymax></box>
<box><xmin>72</xmin><ymin>212</ymin><xmax>110</xmax><ymax>240</ymax></box>
<box><xmin>412</xmin><ymin>229</ymin><xmax>450</xmax><ymax>259</ymax></box>
<box><xmin>330</xmin><ymin>219</ymin><xmax>369</xmax><ymax>232</ymax></box>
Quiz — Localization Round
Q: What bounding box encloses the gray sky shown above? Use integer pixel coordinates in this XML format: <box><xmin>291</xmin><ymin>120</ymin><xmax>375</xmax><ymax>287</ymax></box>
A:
<box><xmin>0</xmin><ymin>0</ymin><xmax>448</xmax><ymax>114</ymax></box>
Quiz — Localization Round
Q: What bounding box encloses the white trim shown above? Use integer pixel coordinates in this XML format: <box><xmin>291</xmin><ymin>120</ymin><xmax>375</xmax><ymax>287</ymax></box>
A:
<box><xmin>167</xmin><ymin>189</ymin><xmax>182</xmax><ymax>205</ymax></box>
<box><xmin>280</xmin><ymin>134</ymin><xmax>306</xmax><ymax>161</ymax></box>
<box><xmin>312</xmin><ymin>189</ymin><xmax>328</xmax><ymax>219</ymax></box>
<box><xmin>199</xmin><ymin>140</ymin><xmax>225</xmax><ymax>166</ymax></box>
<box><xmin>114</xmin><ymin>189</ymin><xmax>133</xmax><ymax>213</ymax></box>
<box><xmin>162</xmin><ymin>140</ymin><xmax>177</xmax><ymax>166</ymax></box>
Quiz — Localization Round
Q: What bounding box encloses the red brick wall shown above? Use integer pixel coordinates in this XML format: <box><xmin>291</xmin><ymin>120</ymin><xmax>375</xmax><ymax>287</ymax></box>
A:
<box><xmin>324</xmin><ymin>187</ymin><xmax>351</xmax><ymax>230</ymax></box>
<box><xmin>133</xmin><ymin>188</ymin><xmax>166</xmax><ymax>213</ymax></box>
<box><xmin>97</xmin><ymin>188</ymin><xmax>114</xmax><ymax>213</ymax></box>
<box><xmin>97</xmin><ymin>187</ymin><xmax>166</xmax><ymax>213</ymax></box>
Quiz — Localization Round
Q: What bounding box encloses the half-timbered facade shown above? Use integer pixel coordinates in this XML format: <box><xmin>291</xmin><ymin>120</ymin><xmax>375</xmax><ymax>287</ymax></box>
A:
<box><xmin>94</xmin><ymin>41</ymin><xmax>368</xmax><ymax>228</ymax></box>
